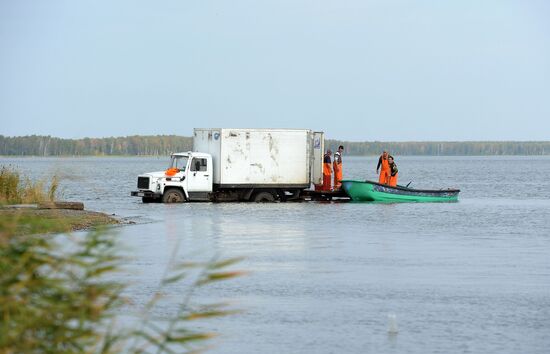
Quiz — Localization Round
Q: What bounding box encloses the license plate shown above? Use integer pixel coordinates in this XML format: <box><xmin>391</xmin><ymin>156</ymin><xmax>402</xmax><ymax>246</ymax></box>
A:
<box><xmin>137</xmin><ymin>192</ymin><xmax>145</xmax><ymax>197</ymax></box>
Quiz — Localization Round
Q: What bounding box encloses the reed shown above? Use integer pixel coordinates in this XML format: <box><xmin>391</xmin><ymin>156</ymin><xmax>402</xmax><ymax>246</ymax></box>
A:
<box><xmin>0</xmin><ymin>166</ymin><xmax>59</xmax><ymax>204</ymax></box>
<box><xmin>0</xmin><ymin>212</ymin><xmax>243</xmax><ymax>353</ymax></box>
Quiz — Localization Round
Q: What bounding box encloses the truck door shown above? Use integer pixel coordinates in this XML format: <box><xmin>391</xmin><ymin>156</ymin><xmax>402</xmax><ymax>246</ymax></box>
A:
<box><xmin>187</xmin><ymin>157</ymin><xmax>213</xmax><ymax>193</ymax></box>
<box><xmin>311</xmin><ymin>132</ymin><xmax>324</xmax><ymax>185</ymax></box>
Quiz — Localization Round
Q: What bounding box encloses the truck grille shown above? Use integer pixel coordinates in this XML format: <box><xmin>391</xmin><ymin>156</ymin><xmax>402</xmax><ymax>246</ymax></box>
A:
<box><xmin>137</xmin><ymin>177</ymin><xmax>150</xmax><ymax>189</ymax></box>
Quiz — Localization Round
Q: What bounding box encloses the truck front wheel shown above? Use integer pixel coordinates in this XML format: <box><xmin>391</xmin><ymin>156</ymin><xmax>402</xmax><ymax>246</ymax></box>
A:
<box><xmin>162</xmin><ymin>188</ymin><xmax>185</xmax><ymax>203</ymax></box>
<box><xmin>253</xmin><ymin>191</ymin><xmax>276</xmax><ymax>202</ymax></box>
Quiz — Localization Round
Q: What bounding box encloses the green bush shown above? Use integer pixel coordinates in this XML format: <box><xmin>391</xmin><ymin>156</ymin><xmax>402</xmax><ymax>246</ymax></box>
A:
<box><xmin>0</xmin><ymin>214</ymin><xmax>243</xmax><ymax>353</ymax></box>
<box><xmin>0</xmin><ymin>166</ymin><xmax>59</xmax><ymax>205</ymax></box>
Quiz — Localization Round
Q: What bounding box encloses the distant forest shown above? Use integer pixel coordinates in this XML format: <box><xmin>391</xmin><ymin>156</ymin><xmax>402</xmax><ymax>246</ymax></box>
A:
<box><xmin>0</xmin><ymin>135</ymin><xmax>193</xmax><ymax>156</ymax></box>
<box><xmin>1</xmin><ymin>135</ymin><xmax>549</xmax><ymax>156</ymax></box>
<box><xmin>326</xmin><ymin>140</ymin><xmax>550</xmax><ymax>156</ymax></box>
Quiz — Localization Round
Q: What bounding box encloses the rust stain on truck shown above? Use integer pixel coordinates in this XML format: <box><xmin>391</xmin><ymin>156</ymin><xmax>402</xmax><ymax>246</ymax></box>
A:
<box><xmin>267</xmin><ymin>133</ymin><xmax>280</xmax><ymax>166</ymax></box>
<box><xmin>250</xmin><ymin>163</ymin><xmax>265</xmax><ymax>174</ymax></box>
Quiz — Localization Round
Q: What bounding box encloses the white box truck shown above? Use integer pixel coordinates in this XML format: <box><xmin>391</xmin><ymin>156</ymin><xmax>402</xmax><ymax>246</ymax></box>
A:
<box><xmin>131</xmin><ymin>128</ymin><xmax>325</xmax><ymax>202</ymax></box>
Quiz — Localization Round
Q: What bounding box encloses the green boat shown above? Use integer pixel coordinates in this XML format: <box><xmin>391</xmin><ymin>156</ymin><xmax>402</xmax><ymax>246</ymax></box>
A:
<box><xmin>341</xmin><ymin>180</ymin><xmax>460</xmax><ymax>202</ymax></box>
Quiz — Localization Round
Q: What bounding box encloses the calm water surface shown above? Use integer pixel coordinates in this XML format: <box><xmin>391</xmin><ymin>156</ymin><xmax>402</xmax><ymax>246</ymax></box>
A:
<box><xmin>2</xmin><ymin>156</ymin><xmax>549</xmax><ymax>354</ymax></box>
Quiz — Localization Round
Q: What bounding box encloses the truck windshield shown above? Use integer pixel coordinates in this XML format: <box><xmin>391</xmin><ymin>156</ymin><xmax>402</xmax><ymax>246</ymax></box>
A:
<box><xmin>170</xmin><ymin>156</ymin><xmax>188</xmax><ymax>170</ymax></box>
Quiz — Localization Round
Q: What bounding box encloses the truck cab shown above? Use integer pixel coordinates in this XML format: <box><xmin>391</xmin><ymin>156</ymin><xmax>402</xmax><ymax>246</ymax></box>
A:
<box><xmin>131</xmin><ymin>152</ymin><xmax>213</xmax><ymax>203</ymax></box>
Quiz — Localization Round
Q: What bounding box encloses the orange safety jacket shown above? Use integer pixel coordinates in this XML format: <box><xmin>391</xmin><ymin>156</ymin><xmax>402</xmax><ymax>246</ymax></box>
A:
<box><xmin>378</xmin><ymin>155</ymin><xmax>390</xmax><ymax>184</ymax></box>
<box><xmin>323</xmin><ymin>154</ymin><xmax>332</xmax><ymax>176</ymax></box>
<box><xmin>323</xmin><ymin>154</ymin><xmax>332</xmax><ymax>191</ymax></box>
<box><xmin>388</xmin><ymin>162</ymin><xmax>398</xmax><ymax>186</ymax></box>
<box><xmin>333</xmin><ymin>152</ymin><xmax>343</xmax><ymax>188</ymax></box>
<box><xmin>389</xmin><ymin>173</ymin><xmax>398</xmax><ymax>187</ymax></box>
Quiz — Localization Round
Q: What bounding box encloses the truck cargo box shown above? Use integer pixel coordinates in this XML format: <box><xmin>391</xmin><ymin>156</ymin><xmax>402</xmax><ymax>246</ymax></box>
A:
<box><xmin>193</xmin><ymin>128</ymin><xmax>323</xmax><ymax>187</ymax></box>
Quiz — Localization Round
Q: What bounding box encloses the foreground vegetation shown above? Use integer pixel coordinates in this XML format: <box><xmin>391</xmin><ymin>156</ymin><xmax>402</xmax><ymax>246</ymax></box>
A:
<box><xmin>1</xmin><ymin>135</ymin><xmax>549</xmax><ymax>156</ymax></box>
<box><xmin>0</xmin><ymin>214</ymin><xmax>242</xmax><ymax>353</ymax></box>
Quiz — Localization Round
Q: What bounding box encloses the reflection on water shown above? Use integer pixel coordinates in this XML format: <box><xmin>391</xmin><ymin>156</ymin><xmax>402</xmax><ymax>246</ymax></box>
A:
<box><xmin>2</xmin><ymin>156</ymin><xmax>550</xmax><ymax>354</ymax></box>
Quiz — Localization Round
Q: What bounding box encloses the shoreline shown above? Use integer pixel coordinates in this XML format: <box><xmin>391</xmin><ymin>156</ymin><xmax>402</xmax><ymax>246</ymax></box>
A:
<box><xmin>0</xmin><ymin>207</ymin><xmax>122</xmax><ymax>235</ymax></box>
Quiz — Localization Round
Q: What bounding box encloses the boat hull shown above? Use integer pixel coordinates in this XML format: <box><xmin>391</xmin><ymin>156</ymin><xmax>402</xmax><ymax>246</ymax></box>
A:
<box><xmin>341</xmin><ymin>180</ymin><xmax>460</xmax><ymax>202</ymax></box>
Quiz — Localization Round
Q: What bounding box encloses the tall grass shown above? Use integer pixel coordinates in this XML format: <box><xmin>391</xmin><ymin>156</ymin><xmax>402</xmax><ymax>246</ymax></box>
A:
<box><xmin>0</xmin><ymin>212</ymin><xmax>243</xmax><ymax>353</ymax></box>
<box><xmin>0</xmin><ymin>166</ymin><xmax>59</xmax><ymax>205</ymax></box>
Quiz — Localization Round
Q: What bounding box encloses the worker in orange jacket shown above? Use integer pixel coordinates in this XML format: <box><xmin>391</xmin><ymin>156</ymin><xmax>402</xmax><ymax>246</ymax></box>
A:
<box><xmin>333</xmin><ymin>145</ymin><xmax>344</xmax><ymax>189</ymax></box>
<box><xmin>388</xmin><ymin>156</ymin><xmax>398</xmax><ymax>187</ymax></box>
<box><xmin>376</xmin><ymin>150</ymin><xmax>390</xmax><ymax>184</ymax></box>
<box><xmin>323</xmin><ymin>149</ymin><xmax>332</xmax><ymax>191</ymax></box>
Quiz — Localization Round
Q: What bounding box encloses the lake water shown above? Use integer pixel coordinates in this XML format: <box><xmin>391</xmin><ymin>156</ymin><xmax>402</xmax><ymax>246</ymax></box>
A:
<box><xmin>2</xmin><ymin>156</ymin><xmax>549</xmax><ymax>354</ymax></box>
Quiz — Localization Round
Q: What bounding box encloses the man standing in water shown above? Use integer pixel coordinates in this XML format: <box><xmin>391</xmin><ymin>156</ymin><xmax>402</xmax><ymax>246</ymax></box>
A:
<box><xmin>333</xmin><ymin>145</ymin><xmax>344</xmax><ymax>189</ymax></box>
<box><xmin>377</xmin><ymin>150</ymin><xmax>390</xmax><ymax>184</ymax></box>
<box><xmin>323</xmin><ymin>149</ymin><xmax>332</xmax><ymax>191</ymax></box>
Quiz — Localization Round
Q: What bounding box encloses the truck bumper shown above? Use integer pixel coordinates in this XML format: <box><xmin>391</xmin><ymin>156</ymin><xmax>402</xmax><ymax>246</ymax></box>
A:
<box><xmin>131</xmin><ymin>190</ymin><xmax>157</xmax><ymax>198</ymax></box>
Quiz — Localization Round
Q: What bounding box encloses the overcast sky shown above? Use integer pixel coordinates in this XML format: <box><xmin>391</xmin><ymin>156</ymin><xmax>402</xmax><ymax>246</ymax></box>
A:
<box><xmin>1</xmin><ymin>0</ymin><xmax>549</xmax><ymax>141</ymax></box>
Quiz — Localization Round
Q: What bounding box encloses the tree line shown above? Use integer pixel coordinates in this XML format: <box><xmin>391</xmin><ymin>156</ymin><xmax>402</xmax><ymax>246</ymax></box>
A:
<box><xmin>0</xmin><ymin>135</ymin><xmax>548</xmax><ymax>156</ymax></box>
<box><xmin>0</xmin><ymin>135</ymin><xmax>193</xmax><ymax>156</ymax></box>
<box><xmin>326</xmin><ymin>140</ymin><xmax>550</xmax><ymax>156</ymax></box>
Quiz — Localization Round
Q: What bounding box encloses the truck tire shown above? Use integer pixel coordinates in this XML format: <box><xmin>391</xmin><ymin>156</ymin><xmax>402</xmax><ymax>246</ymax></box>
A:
<box><xmin>253</xmin><ymin>191</ymin><xmax>276</xmax><ymax>202</ymax></box>
<box><xmin>162</xmin><ymin>188</ymin><xmax>185</xmax><ymax>203</ymax></box>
